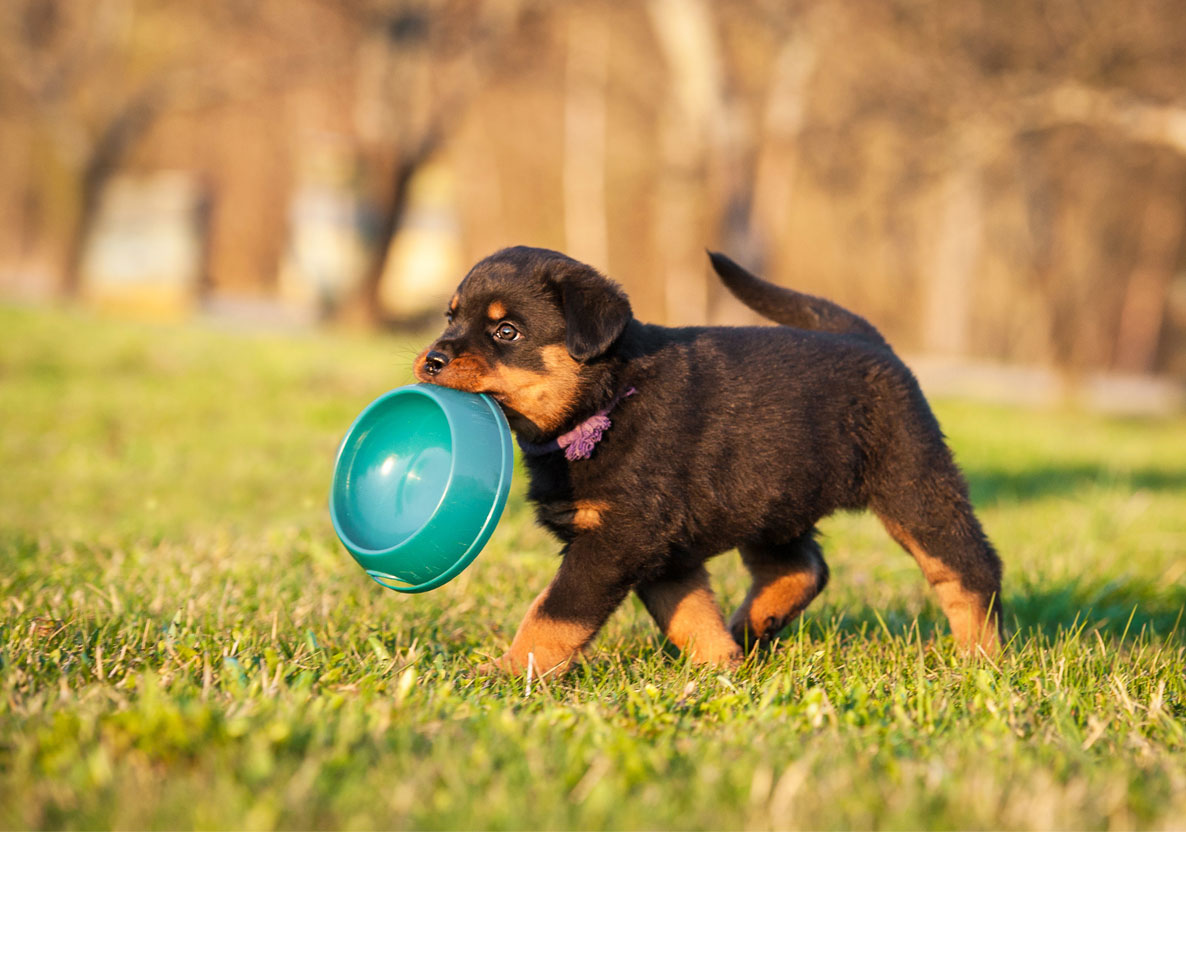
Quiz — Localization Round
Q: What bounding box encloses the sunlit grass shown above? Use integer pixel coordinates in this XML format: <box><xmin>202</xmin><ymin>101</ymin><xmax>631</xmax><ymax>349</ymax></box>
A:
<box><xmin>2</xmin><ymin>302</ymin><xmax>1184</xmax><ymax>829</ymax></box>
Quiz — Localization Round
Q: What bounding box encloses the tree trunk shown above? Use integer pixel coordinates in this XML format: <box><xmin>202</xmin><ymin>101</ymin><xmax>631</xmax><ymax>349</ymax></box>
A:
<box><xmin>59</xmin><ymin>88</ymin><xmax>166</xmax><ymax>298</ymax></box>
<box><xmin>648</xmin><ymin>0</ymin><xmax>723</xmax><ymax>327</ymax></box>
<box><xmin>1114</xmin><ymin>175</ymin><xmax>1184</xmax><ymax>373</ymax></box>
<box><xmin>563</xmin><ymin>5</ymin><xmax>609</xmax><ymax>269</ymax></box>
<box><xmin>748</xmin><ymin>23</ymin><xmax>822</xmax><ymax>273</ymax></box>
<box><xmin>333</xmin><ymin>136</ymin><xmax>440</xmax><ymax>330</ymax></box>
<box><xmin>923</xmin><ymin>161</ymin><xmax>983</xmax><ymax>358</ymax></box>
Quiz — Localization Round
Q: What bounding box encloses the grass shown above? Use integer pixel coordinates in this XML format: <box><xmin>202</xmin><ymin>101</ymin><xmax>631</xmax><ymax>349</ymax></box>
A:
<box><xmin>2</xmin><ymin>302</ymin><xmax>1185</xmax><ymax>830</ymax></box>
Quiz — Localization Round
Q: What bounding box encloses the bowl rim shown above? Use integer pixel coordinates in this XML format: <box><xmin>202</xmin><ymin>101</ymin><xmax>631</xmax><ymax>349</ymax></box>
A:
<box><xmin>329</xmin><ymin>384</ymin><xmax>512</xmax><ymax>567</ymax></box>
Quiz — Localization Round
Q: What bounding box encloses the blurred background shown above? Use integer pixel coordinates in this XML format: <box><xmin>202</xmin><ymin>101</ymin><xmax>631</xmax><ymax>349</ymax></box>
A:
<box><xmin>2</xmin><ymin>0</ymin><xmax>1185</xmax><ymax>407</ymax></box>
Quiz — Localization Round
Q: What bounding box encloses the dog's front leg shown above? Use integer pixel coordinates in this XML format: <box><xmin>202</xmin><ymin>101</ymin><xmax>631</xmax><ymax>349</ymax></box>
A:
<box><xmin>493</xmin><ymin>538</ymin><xmax>637</xmax><ymax>678</ymax></box>
<box><xmin>637</xmin><ymin>565</ymin><xmax>743</xmax><ymax>667</ymax></box>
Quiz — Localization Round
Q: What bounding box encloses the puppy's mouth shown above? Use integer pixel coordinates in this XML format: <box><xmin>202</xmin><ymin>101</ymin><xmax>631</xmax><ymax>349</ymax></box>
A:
<box><xmin>413</xmin><ymin>347</ymin><xmax>577</xmax><ymax>441</ymax></box>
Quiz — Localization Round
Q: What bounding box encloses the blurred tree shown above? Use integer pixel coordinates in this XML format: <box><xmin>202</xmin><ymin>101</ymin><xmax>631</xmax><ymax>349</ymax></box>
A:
<box><xmin>563</xmin><ymin>2</ymin><xmax>609</xmax><ymax>270</ymax></box>
<box><xmin>1</xmin><ymin>0</ymin><xmax>1183</xmax><ymax>377</ymax></box>
<box><xmin>0</xmin><ymin>0</ymin><xmax>335</xmax><ymax>299</ymax></box>
<box><xmin>786</xmin><ymin>0</ymin><xmax>1186</xmax><ymax>372</ymax></box>
<box><xmin>330</xmin><ymin>0</ymin><xmax>533</xmax><ymax>328</ymax></box>
<box><xmin>647</xmin><ymin>0</ymin><xmax>725</xmax><ymax>327</ymax></box>
<box><xmin>0</xmin><ymin>0</ymin><xmax>172</xmax><ymax>295</ymax></box>
<box><xmin>646</xmin><ymin>0</ymin><xmax>821</xmax><ymax>325</ymax></box>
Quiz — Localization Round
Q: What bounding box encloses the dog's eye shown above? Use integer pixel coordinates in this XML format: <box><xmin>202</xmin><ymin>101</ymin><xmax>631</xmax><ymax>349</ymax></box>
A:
<box><xmin>493</xmin><ymin>322</ymin><xmax>520</xmax><ymax>342</ymax></box>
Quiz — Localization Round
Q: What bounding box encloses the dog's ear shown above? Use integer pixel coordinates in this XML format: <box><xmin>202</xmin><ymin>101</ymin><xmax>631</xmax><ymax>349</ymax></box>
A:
<box><xmin>547</xmin><ymin>259</ymin><xmax>632</xmax><ymax>362</ymax></box>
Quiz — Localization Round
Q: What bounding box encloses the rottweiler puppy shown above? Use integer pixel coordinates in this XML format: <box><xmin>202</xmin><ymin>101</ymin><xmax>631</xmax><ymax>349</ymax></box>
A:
<box><xmin>414</xmin><ymin>246</ymin><xmax>1002</xmax><ymax>676</ymax></box>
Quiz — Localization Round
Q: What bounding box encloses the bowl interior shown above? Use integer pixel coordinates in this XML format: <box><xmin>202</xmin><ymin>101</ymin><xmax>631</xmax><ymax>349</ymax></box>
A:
<box><xmin>333</xmin><ymin>392</ymin><xmax>453</xmax><ymax>552</ymax></box>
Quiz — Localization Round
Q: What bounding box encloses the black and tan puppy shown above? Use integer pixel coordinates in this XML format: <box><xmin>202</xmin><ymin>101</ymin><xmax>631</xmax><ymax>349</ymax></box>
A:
<box><xmin>414</xmin><ymin>246</ymin><xmax>1002</xmax><ymax>676</ymax></box>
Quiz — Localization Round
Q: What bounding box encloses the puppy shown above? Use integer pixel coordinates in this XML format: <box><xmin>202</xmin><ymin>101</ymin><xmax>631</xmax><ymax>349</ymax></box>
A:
<box><xmin>414</xmin><ymin>246</ymin><xmax>1003</xmax><ymax>676</ymax></box>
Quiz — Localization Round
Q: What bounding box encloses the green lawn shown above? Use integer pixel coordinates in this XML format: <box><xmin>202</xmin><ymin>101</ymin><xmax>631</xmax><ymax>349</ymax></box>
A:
<box><xmin>2</xmin><ymin>303</ymin><xmax>1184</xmax><ymax>830</ymax></box>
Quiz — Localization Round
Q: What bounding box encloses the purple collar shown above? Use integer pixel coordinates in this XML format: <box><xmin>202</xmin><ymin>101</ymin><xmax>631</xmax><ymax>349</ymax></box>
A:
<box><xmin>518</xmin><ymin>387</ymin><xmax>637</xmax><ymax>461</ymax></box>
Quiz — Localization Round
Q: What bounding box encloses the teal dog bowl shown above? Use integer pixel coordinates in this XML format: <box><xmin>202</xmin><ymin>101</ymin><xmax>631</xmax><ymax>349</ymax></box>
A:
<box><xmin>329</xmin><ymin>384</ymin><xmax>513</xmax><ymax>593</ymax></box>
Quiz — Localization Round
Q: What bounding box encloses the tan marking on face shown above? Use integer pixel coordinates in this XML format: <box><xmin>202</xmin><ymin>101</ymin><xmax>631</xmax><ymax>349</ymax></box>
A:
<box><xmin>500</xmin><ymin>587</ymin><xmax>595</xmax><ymax>677</ymax></box>
<box><xmin>414</xmin><ymin>351</ymin><xmax>493</xmax><ymax>391</ymax></box>
<box><xmin>488</xmin><ymin>344</ymin><xmax>584</xmax><ymax>433</ymax></box>
<box><xmin>449</xmin><ymin>293</ymin><xmax>459</xmax><ymax>312</ymax></box>
<box><xmin>416</xmin><ymin>342</ymin><xmax>583</xmax><ymax>435</ymax></box>
<box><xmin>487</xmin><ymin>300</ymin><xmax>506</xmax><ymax>320</ymax></box>
<box><xmin>879</xmin><ymin>516</ymin><xmax>1001</xmax><ymax>656</ymax></box>
<box><xmin>639</xmin><ymin>570</ymin><xmax>741</xmax><ymax>666</ymax></box>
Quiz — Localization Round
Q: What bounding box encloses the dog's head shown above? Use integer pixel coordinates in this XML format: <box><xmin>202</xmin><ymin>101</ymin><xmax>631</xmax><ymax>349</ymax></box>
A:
<box><xmin>414</xmin><ymin>247</ymin><xmax>632</xmax><ymax>438</ymax></box>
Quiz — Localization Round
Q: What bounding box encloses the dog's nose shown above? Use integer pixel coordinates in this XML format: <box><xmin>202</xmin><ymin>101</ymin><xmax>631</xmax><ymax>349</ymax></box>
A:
<box><xmin>423</xmin><ymin>349</ymin><xmax>450</xmax><ymax>376</ymax></box>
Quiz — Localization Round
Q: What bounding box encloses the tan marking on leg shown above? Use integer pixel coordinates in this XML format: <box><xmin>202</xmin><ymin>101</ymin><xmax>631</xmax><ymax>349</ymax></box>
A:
<box><xmin>730</xmin><ymin>570</ymin><xmax>818</xmax><ymax>644</ymax></box>
<box><xmin>640</xmin><ymin>570</ymin><xmax>741</xmax><ymax>666</ymax></box>
<box><xmin>487</xmin><ymin>300</ymin><xmax>507</xmax><ymax>320</ymax></box>
<box><xmin>729</xmin><ymin>545</ymin><xmax>823</xmax><ymax>646</ymax></box>
<box><xmin>913</xmin><ymin>544</ymin><xmax>1001</xmax><ymax>655</ymax></box>
<box><xmin>879</xmin><ymin>516</ymin><xmax>1001</xmax><ymax>656</ymax></box>
<box><xmin>499</xmin><ymin>587</ymin><xmax>595</xmax><ymax>677</ymax></box>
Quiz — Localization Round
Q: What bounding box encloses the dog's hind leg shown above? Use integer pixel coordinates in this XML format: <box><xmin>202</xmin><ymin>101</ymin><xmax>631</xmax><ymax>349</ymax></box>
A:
<box><xmin>865</xmin><ymin>380</ymin><xmax>1004</xmax><ymax>655</ymax></box>
<box><xmin>873</xmin><ymin>496</ymin><xmax>1003</xmax><ymax>656</ymax></box>
<box><xmin>637</xmin><ymin>566</ymin><xmax>743</xmax><ymax>667</ymax></box>
<box><xmin>729</xmin><ymin>537</ymin><xmax>829</xmax><ymax>648</ymax></box>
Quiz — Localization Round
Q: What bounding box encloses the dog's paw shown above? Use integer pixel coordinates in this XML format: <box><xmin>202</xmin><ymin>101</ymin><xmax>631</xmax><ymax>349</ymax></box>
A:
<box><xmin>472</xmin><ymin>650</ymin><xmax>583</xmax><ymax>681</ymax></box>
<box><xmin>470</xmin><ymin>660</ymin><xmax>499</xmax><ymax>679</ymax></box>
<box><xmin>686</xmin><ymin>645</ymin><xmax>744</xmax><ymax>670</ymax></box>
<box><xmin>471</xmin><ymin>654</ymin><xmax>518</xmax><ymax>678</ymax></box>
<box><xmin>728</xmin><ymin>619</ymin><xmax>760</xmax><ymax>651</ymax></box>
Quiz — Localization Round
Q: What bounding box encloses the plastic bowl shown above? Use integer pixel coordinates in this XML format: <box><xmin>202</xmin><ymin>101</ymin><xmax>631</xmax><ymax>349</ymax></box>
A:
<box><xmin>329</xmin><ymin>384</ymin><xmax>513</xmax><ymax>593</ymax></box>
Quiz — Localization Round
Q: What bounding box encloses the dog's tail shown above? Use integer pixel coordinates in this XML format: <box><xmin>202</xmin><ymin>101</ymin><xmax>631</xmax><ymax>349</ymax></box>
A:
<box><xmin>708</xmin><ymin>251</ymin><xmax>890</xmax><ymax>347</ymax></box>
